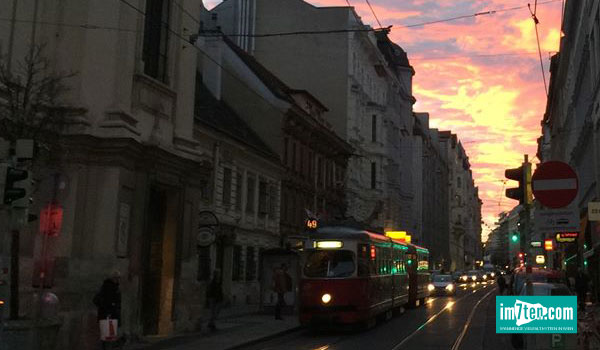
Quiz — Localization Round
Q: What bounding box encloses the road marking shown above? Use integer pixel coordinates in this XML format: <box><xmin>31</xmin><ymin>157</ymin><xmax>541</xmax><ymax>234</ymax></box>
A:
<box><xmin>450</xmin><ymin>288</ymin><xmax>496</xmax><ymax>350</ymax></box>
<box><xmin>390</xmin><ymin>287</ymin><xmax>487</xmax><ymax>350</ymax></box>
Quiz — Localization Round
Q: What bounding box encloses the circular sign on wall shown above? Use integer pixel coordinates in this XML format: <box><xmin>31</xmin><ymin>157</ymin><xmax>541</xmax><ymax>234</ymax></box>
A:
<box><xmin>531</xmin><ymin>161</ymin><xmax>578</xmax><ymax>209</ymax></box>
<box><xmin>196</xmin><ymin>211</ymin><xmax>219</xmax><ymax>247</ymax></box>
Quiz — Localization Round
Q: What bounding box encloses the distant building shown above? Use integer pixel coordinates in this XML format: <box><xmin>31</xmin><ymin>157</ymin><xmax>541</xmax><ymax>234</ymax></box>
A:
<box><xmin>413</xmin><ymin>113</ymin><xmax>450</xmax><ymax>270</ymax></box>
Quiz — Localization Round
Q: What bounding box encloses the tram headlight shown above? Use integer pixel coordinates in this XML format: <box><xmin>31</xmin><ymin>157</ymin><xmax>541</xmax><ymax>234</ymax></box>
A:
<box><xmin>445</xmin><ymin>284</ymin><xmax>454</xmax><ymax>291</ymax></box>
<box><xmin>321</xmin><ymin>293</ymin><xmax>332</xmax><ymax>304</ymax></box>
<box><xmin>471</xmin><ymin>276</ymin><xmax>477</xmax><ymax>281</ymax></box>
<box><xmin>490</xmin><ymin>272</ymin><xmax>495</xmax><ymax>277</ymax></box>
<box><xmin>482</xmin><ymin>275</ymin><xmax>487</xmax><ymax>280</ymax></box>
<box><xmin>461</xmin><ymin>275</ymin><xmax>467</xmax><ymax>281</ymax></box>
<box><xmin>427</xmin><ymin>284</ymin><xmax>435</xmax><ymax>292</ymax></box>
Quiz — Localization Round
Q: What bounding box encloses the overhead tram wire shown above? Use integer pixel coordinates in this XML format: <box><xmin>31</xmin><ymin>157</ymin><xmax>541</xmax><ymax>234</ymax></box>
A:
<box><xmin>364</xmin><ymin>0</ymin><xmax>383</xmax><ymax>29</ymax></box>
<box><xmin>115</xmin><ymin>0</ymin><xmax>294</xmax><ymax>142</ymax></box>
<box><xmin>529</xmin><ymin>1</ymin><xmax>549</xmax><ymax>96</ymax></box>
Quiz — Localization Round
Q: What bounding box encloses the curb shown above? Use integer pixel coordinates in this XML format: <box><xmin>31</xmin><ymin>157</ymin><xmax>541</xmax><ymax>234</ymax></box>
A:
<box><xmin>225</xmin><ymin>325</ymin><xmax>303</xmax><ymax>350</ymax></box>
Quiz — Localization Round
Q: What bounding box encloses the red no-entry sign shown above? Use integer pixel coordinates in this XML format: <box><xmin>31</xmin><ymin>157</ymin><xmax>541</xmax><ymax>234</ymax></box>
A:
<box><xmin>532</xmin><ymin>161</ymin><xmax>578</xmax><ymax>208</ymax></box>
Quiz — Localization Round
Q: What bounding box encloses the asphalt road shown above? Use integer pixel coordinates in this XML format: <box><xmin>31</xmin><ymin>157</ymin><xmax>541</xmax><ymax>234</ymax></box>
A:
<box><xmin>237</xmin><ymin>282</ymin><xmax>511</xmax><ymax>350</ymax></box>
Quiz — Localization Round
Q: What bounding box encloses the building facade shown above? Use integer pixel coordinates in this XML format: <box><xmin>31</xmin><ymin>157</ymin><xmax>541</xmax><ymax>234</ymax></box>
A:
<box><xmin>538</xmin><ymin>0</ymin><xmax>600</xmax><ymax>296</ymax></box>
<box><xmin>413</xmin><ymin>113</ymin><xmax>450</xmax><ymax>270</ymax></box>
<box><xmin>211</xmin><ymin>0</ymin><xmax>419</xmax><ymax>232</ymax></box>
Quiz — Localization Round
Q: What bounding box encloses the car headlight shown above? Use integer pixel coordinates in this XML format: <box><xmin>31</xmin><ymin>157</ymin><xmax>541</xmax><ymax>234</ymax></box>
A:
<box><xmin>461</xmin><ymin>276</ymin><xmax>467</xmax><ymax>281</ymax></box>
<box><xmin>491</xmin><ymin>272</ymin><xmax>495</xmax><ymax>277</ymax></box>
<box><xmin>427</xmin><ymin>284</ymin><xmax>435</xmax><ymax>291</ymax></box>
<box><xmin>445</xmin><ymin>284</ymin><xmax>454</xmax><ymax>291</ymax></box>
<box><xmin>471</xmin><ymin>276</ymin><xmax>477</xmax><ymax>281</ymax></box>
<box><xmin>482</xmin><ymin>275</ymin><xmax>487</xmax><ymax>280</ymax></box>
<box><xmin>321</xmin><ymin>293</ymin><xmax>332</xmax><ymax>304</ymax></box>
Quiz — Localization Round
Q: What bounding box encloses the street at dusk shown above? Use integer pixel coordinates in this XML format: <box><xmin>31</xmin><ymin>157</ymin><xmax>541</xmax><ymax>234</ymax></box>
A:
<box><xmin>0</xmin><ymin>0</ymin><xmax>599</xmax><ymax>350</ymax></box>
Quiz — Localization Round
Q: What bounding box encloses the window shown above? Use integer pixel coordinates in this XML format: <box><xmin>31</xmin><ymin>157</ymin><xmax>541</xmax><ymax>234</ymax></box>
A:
<box><xmin>292</xmin><ymin>142</ymin><xmax>297</xmax><ymax>172</ymax></box>
<box><xmin>371</xmin><ymin>162</ymin><xmax>376</xmax><ymax>189</ymax></box>
<box><xmin>258</xmin><ymin>181</ymin><xmax>268</xmax><ymax>214</ymax></box>
<box><xmin>232</xmin><ymin>245</ymin><xmax>242</xmax><ymax>281</ymax></box>
<box><xmin>303</xmin><ymin>250</ymin><xmax>355</xmax><ymax>277</ymax></box>
<box><xmin>371</xmin><ymin>115</ymin><xmax>377</xmax><ymax>142</ymax></box>
<box><xmin>197</xmin><ymin>246</ymin><xmax>211</xmax><ymax>281</ymax></box>
<box><xmin>283</xmin><ymin>138</ymin><xmax>289</xmax><ymax>166</ymax></box>
<box><xmin>269</xmin><ymin>184</ymin><xmax>277</xmax><ymax>217</ymax></box>
<box><xmin>222</xmin><ymin>168</ymin><xmax>232</xmax><ymax>206</ymax></box>
<box><xmin>235</xmin><ymin>171</ymin><xmax>243</xmax><ymax>211</ymax></box>
<box><xmin>246</xmin><ymin>174</ymin><xmax>255</xmax><ymax>213</ymax></box>
<box><xmin>245</xmin><ymin>246</ymin><xmax>256</xmax><ymax>281</ymax></box>
<box><xmin>143</xmin><ymin>0</ymin><xmax>170</xmax><ymax>82</ymax></box>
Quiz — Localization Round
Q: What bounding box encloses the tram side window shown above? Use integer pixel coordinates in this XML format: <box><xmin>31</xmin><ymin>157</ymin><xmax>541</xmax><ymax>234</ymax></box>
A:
<box><xmin>417</xmin><ymin>252</ymin><xmax>429</xmax><ymax>271</ymax></box>
<box><xmin>357</xmin><ymin>244</ymin><xmax>369</xmax><ymax>276</ymax></box>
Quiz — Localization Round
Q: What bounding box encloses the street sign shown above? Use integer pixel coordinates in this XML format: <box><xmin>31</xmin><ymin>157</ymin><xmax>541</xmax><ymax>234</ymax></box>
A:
<box><xmin>531</xmin><ymin>241</ymin><xmax>542</xmax><ymax>247</ymax></box>
<box><xmin>556</xmin><ymin>232</ymin><xmax>578</xmax><ymax>243</ymax></box>
<box><xmin>534</xmin><ymin>208</ymin><xmax>579</xmax><ymax>233</ymax></box>
<box><xmin>532</xmin><ymin>161</ymin><xmax>578</xmax><ymax>208</ymax></box>
<box><xmin>589</xmin><ymin>202</ymin><xmax>600</xmax><ymax>221</ymax></box>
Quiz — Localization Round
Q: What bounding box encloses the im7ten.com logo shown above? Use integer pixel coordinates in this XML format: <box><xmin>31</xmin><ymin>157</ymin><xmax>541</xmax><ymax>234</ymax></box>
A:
<box><xmin>496</xmin><ymin>296</ymin><xmax>577</xmax><ymax>333</ymax></box>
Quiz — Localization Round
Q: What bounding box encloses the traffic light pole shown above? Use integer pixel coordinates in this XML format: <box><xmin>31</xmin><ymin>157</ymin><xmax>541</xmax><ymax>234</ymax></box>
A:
<box><xmin>9</xmin><ymin>228</ymin><xmax>18</xmax><ymax>320</ymax></box>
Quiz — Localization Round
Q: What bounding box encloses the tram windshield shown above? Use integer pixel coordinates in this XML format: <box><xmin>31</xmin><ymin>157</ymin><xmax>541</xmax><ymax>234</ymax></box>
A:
<box><xmin>304</xmin><ymin>250</ymin><xmax>355</xmax><ymax>278</ymax></box>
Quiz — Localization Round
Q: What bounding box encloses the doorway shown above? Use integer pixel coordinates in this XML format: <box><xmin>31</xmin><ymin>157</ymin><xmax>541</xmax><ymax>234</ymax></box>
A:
<box><xmin>142</xmin><ymin>186</ymin><xmax>179</xmax><ymax>335</ymax></box>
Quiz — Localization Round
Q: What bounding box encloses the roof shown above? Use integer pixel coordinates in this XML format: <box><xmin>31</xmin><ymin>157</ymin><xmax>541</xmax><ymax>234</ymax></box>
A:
<box><xmin>223</xmin><ymin>35</ymin><xmax>295</xmax><ymax>104</ymax></box>
<box><xmin>194</xmin><ymin>73</ymin><xmax>279</xmax><ymax>161</ymax></box>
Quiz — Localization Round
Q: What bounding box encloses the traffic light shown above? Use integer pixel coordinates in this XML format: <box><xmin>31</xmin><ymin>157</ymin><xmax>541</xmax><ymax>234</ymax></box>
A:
<box><xmin>510</xmin><ymin>232</ymin><xmax>519</xmax><ymax>243</ymax></box>
<box><xmin>544</xmin><ymin>239</ymin><xmax>553</xmax><ymax>251</ymax></box>
<box><xmin>0</xmin><ymin>164</ymin><xmax>30</xmax><ymax>206</ymax></box>
<box><xmin>504</xmin><ymin>157</ymin><xmax>532</xmax><ymax>205</ymax></box>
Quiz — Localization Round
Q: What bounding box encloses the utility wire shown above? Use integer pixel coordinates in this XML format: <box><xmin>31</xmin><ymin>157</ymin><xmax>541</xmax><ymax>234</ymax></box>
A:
<box><xmin>529</xmin><ymin>1</ymin><xmax>549</xmax><ymax>96</ymax></box>
<box><xmin>364</xmin><ymin>0</ymin><xmax>383</xmax><ymax>28</ymax></box>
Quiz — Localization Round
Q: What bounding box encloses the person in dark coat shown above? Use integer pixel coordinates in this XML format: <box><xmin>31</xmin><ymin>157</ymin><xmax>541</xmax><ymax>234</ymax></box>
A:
<box><xmin>206</xmin><ymin>269</ymin><xmax>223</xmax><ymax>330</ymax></box>
<box><xmin>94</xmin><ymin>271</ymin><xmax>121</xmax><ymax>322</ymax></box>
<box><xmin>497</xmin><ymin>274</ymin><xmax>506</xmax><ymax>295</ymax></box>
<box><xmin>576</xmin><ymin>268</ymin><xmax>589</xmax><ymax>311</ymax></box>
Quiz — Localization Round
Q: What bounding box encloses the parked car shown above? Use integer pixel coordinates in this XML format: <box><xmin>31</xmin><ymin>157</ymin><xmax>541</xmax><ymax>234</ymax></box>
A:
<box><xmin>512</xmin><ymin>267</ymin><xmax>565</xmax><ymax>295</ymax></box>
<box><xmin>512</xmin><ymin>282</ymin><xmax>576</xmax><ymax>349</ymax></box>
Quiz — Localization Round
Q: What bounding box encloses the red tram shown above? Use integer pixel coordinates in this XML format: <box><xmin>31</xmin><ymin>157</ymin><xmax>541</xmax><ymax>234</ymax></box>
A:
<box><xmin>299</xmin><ymin>226</ymin><xmax>431</xmax><ymax>326</ymax></box>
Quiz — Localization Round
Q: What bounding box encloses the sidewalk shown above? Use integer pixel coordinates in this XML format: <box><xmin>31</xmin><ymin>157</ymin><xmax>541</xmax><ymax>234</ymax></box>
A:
<box><xmin>125</xmin><ymin>310</ymin><xmax>300</xmax><ymax>350</ymax></box>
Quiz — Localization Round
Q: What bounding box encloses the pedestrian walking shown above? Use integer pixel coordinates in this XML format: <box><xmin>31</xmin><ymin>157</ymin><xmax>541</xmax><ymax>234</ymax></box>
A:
<box><xmin>93</xmin><ymin>270</ymin><xmax>123</xmax><ymax>349</ymax></box>
<box><xmin>206</xmin><ymin>269</ymin><xmax>223</xmax><ymax>331</ymax></box>
<box><xmin>576</xmin><ymin>268</ymin><xmax>589</xmax><ymax>311</ymax></box>
<box><xmin>272</xmin><ymin>263</ymin><xmax>291</xmax><ymax>320</ymax></box>
<box><xmin>497</xmin><ymin>274</ymin><xmax>506</xmax><ymax>295</ymax></box>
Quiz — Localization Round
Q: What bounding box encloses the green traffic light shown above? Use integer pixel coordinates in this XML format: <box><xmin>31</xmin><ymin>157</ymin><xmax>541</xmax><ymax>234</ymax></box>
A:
<box><xmin>584</xmin><ymin>260</ymin><xmax>588</xmax><ymax>267</ymax></box>
<box><xmin>511</xmin><ymin>234</ymin><xmax>518</xmax><ymax>243</ymax></box>
<box><xmin>407</xmin><ymin>259</ymin><xmax>413</xmax><ymax>265</ymax></box>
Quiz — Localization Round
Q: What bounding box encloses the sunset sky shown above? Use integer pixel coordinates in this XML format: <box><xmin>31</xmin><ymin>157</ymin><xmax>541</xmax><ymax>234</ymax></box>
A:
<box><xmin>205</xmin><ymin>0</ymin><xmax>564</xmax><ymax>241</ymax></box>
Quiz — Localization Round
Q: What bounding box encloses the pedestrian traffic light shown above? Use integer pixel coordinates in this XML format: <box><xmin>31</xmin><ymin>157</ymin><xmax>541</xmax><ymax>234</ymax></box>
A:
<box><xmin>0</xmin><ymin>164</ymin><xmax>29</xmax><ymax>205</ymax></box>
<box><xmin>504</xmin><ymin>156</ymin><xmax>532</xmax><ymax>205</ymax></box>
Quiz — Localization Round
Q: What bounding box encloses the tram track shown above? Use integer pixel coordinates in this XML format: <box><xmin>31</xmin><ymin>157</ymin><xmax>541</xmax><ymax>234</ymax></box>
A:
<box><xmin>390</xmin><ymin>284</ymin><xmax>497</xmax><ymax>350</ymax></box>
